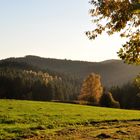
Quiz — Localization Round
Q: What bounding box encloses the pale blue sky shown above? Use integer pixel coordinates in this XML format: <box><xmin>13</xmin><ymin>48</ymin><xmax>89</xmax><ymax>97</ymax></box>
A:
<box><xmin>0</xmin><ymin>0</ymin><xmax>125</xmax><ymax>61</ymax></box>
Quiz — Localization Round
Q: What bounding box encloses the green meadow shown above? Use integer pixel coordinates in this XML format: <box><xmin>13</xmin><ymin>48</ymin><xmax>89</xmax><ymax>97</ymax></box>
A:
<box><xmin>0</xmin><ymin>99</ymin><xmax>140</xmax><ymax>139</ymax></box>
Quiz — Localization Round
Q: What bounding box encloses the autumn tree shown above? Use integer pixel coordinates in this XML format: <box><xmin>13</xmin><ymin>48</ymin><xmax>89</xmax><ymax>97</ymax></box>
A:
<box><xmin>78</xmin><ymin>73</ymin><xmax>103</xmax><ymax>105</ymax></box>
<box><xmin>86</xmin><ymin>0</ymin><xmax>140</xmax><ymax>64</ymax></box>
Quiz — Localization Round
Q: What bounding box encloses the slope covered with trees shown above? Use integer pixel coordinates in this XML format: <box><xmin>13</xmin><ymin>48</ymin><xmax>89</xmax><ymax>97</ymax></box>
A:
<box><xmin>0</xmin><ymin>56</ymin><xmax>140</xmax><ymax>109</ymax></box>
<box><xmin>1</xmin><ymin>55</ymin><xmax>140</xmax><ymax>87</ymax></box>
<box><xmin>0</xmin><ymin>67</ymin><xmax>80</xmax><ymax>101</ymax></box>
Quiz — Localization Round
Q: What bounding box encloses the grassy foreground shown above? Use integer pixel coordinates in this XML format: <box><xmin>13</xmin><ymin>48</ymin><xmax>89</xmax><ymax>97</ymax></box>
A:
<box><xmin>0</xmin><ymin>99</ymin><xmax>140</xmax><ymax>139</ymax></box>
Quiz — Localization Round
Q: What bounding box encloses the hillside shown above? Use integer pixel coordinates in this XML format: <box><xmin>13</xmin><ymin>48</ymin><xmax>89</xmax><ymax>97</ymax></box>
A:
<box><xmin>0</xmin><ymin>100</ymin><xmax>140</xmax><ymax>139</ymax></box>
<box><xmin>1</xmin><ymin>55</ymin><xmax>140</xmax><ymax>87</ymax></box>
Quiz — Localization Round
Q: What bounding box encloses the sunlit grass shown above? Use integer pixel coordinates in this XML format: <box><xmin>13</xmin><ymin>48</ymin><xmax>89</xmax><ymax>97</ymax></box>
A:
<box><xmin>0</xmin><ymin>99</ymin><xmax>140</xmax><ymax>139</ymax></box>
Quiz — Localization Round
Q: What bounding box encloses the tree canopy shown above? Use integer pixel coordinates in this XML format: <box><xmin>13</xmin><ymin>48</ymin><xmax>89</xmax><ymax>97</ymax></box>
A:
<box><xmin>86</xmin><ymin>0</ymin><xmax>140</xmax><ymax>64</ymax></box>
<box><xmin>78</xmin><ymin>73</ymin><xmax>103</xmax><ymax>105</ymax></box>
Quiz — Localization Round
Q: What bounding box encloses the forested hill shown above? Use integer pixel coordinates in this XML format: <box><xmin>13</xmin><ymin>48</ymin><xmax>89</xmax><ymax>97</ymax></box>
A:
<box><xmin>1</xmin><ymin>55</ymin><xmax>140</xmax><ymax>87</ymax></box>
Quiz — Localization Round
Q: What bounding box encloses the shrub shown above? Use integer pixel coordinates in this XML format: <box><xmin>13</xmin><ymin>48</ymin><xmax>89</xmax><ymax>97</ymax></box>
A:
<box><xmin>100</xmin><ymin>92</ymin><xmax>120</xmax><ymax>108</ymax></box>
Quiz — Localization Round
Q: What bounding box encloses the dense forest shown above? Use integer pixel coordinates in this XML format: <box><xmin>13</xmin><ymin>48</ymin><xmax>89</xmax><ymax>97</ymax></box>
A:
<box><xmin>0</xmin><ymin>61</ymin><xmax>80</xmax><ymax>101</ymax></box>
<box><xmin>3</xmin><ymin>55</ymin><xmax>140</xmax><ymax>87</ymax></box>
<box><xmin>0</xmin><ymin>68</ymin><xmax>80</xmax><ymax>101</ymax></box>
<box><xmin>0</xmin><ymin>56</ymin><xmax>140</xmax><ymax>109</ymax></box>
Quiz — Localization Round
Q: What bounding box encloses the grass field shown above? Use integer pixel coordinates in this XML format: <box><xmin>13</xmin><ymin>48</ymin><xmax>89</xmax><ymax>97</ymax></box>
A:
<box><xmin>0</xmin><ymin>99</ymin><xmax>140</xmax><ymax>139</ymax></box>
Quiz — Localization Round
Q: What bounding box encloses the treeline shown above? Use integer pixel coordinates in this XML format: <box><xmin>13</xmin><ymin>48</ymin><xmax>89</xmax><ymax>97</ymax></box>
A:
<box><xmin>78</xmin><ymin>73</ymin><xmax>140</xmax><ymax>109</ymax></box>
<box><xmin>110</xmin><ymin>83</ymin><xmax>140</xmax><ymax>109</ymax></box>
<box><xmin>0</xmin><ymin>68</ymin><xmax>80</xmax><ymax>101</ymax></box>
<box><xmin>0</xmin><ymin>60</ymin><xmax>140</xmax><ymax>109</ymax></box>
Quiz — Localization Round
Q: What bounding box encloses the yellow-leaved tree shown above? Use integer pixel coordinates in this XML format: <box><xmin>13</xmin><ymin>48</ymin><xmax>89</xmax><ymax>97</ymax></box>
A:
<box><xmin>78</xmin><ymin>73</ymin><xmax>103</xmax><ymax>105</ymax></box>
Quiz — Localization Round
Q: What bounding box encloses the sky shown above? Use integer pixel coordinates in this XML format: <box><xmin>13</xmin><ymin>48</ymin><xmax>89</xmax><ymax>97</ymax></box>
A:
<box><xmin>0</xmin><ymin>0</ymin><xmax>126</xmax><ymax>62</ymax></box>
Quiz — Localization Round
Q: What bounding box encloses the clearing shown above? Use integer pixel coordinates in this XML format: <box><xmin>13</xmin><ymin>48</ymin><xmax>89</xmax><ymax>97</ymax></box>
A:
<box><xmin>0</xmin><ymin>99</ymin><xmax>140</xmax><ymax>139</ymax></box>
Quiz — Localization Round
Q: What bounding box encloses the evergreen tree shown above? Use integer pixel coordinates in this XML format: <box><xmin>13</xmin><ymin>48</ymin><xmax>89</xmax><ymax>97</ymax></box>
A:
<box><xmin>100</xmin><ymin>92</ymin><xmax>120</xmax><ymax>108</ymax></box>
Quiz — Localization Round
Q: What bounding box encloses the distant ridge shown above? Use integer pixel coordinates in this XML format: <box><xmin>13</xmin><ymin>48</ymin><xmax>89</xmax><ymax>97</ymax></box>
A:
<box><xmin>1</xmin><ymin>55</ymin><xmax>140</xmax><ymax>87</ymax></box>
<box><xmin>100</xmin><ymin>59</ymin><xmax>121</xmax><ymax>64</ymax></box>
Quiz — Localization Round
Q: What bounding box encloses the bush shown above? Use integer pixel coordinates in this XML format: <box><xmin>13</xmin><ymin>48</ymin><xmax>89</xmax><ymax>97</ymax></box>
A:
<box><xmin>100</xmin><ymin>92</ymin><xmax>120</xmax><ymax>108</ymax></box>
